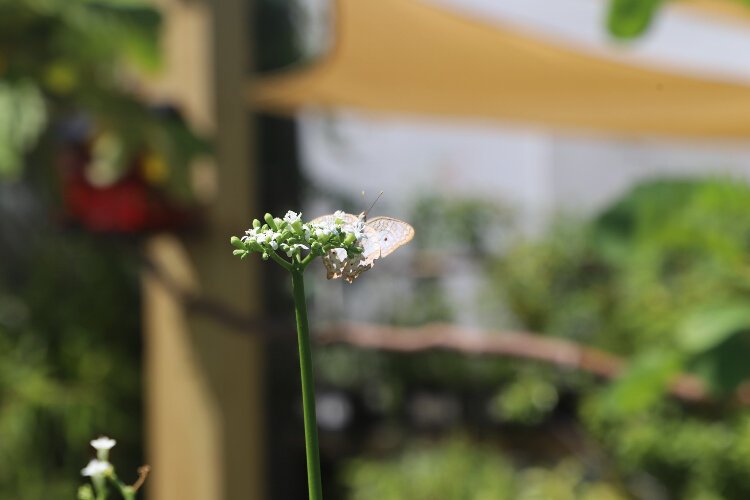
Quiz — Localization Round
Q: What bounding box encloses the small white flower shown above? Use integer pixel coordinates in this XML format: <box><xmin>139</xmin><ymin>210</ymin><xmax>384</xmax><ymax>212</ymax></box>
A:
<box><xmin>264</xmin><ymin>231</ymin><xmax>281</xmax><ymax>250</ymax></box>
<box><xmin>283</xmin><ymin>211</ymin><xmax>302</xmax><ymax>224</ymax></box>
<box><xmin>346</xmin><ymin>220</ymin><xmax>365</xmax><ymax>240</ymax></box>
<box><xmin>313</xmin><ymin>221</ymin><xmax>335</xmax><ymax>236</ymax></box>
<box><xmin>293</xmin><ymin>244</ymin><xmax>310</xmax><ymax>251</ymax></box>
<box><xmin>259</xmin><ymin>229</ymin><xmax>277</xmax><ymax>244</ymax></box>
<box><xmin>90</xmin><ymin>437</ymin><xmax>116</xmax><ymax>451</ymax></box>
<box><xmin>333</xmin><ymin>210</ymin><xmax>346</xmax><ymax>220</ymax></box>
<box><xmin>242</xmin><ymin>228</ymin><xmax>259</xmax><ymax>242</ymax></box>
<box><xmin>81</xmin><ymin>459</ymin><xmax>112</xmax><ymax>477</ymax></box>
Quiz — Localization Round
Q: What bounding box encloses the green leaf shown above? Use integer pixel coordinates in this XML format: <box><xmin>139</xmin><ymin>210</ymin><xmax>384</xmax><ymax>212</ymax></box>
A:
<box><xmin>598</xmin><ymin>350</ymin><xmax>682</xmax><ymax>416</ymax></box>
<box><xmin>689</xmin><ymin>335</ymin><xmax>750</xmax><ymax>395</ymax></box>
<box><xmin>677</xmin><ymin>302</ymin><xmax>750</xmax><ymax>354</ymax></box>
<box><xmin>0</xmin><ymin>80</ymin><xmax>47</xmax><ymax>178</ymax></box>
<box><xmin>607</xmin><ymin>0</ymin><xmax>663</xmax><ymax>39</ymax></box>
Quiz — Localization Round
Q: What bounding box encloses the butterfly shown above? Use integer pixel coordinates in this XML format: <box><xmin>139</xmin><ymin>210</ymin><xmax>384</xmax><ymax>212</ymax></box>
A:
<box><xmin>310</xmin><ymin>211</ymin><xmax>415</xmax><ymax>283</ymax></box>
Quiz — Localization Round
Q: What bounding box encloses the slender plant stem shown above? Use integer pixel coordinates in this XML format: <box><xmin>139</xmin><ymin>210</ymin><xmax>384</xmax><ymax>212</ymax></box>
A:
<box><xmin>268</xmin><ymin>250</ymin><xmax>292</xmax><ymax>271</ymax></box>
<box><xmin>300</xmin><ymin>252</ymin><xmax>316</xmax><ymax>268</ymax></box>
<box><xmin>291</xmin><ymin>269</ymin><xmax>324</xmax><ymax>500</ymax></box>
<box><xmin>93</xmin><ymin>475</ymin><xmax>107</xmax><ymax>500</ymax></box>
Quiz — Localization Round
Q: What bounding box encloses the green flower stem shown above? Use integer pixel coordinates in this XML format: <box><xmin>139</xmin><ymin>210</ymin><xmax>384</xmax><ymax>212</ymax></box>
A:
<box><xmin>93</xmin><ymin>476</ymin><xmax>107</xmax><ymax>500</ymax></box>
<box><xmin>300</xmin><ymin>252</ymin><xmax>317</xmax><ymax>268</ymax></box>
<box><xmin>291</xmin><ymin>268</ymin><xmax>324</xmax><ymax>500</ymax></box>
<box><xmin>268</xmin><ymin>250</ymin><xmax>292</xmax><ymax>271</ymax></box>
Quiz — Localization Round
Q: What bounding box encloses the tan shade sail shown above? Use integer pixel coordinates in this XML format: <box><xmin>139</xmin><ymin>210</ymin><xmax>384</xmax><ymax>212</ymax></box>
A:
<box><xmin>251</xmin><ymin>0</ymin><xmax>750</xmax><ymax>139</ymax></box>
<box><xmin>680</xmin><ymin>0</ymin><xmax>750</xmax><ymax>24</ymax></box>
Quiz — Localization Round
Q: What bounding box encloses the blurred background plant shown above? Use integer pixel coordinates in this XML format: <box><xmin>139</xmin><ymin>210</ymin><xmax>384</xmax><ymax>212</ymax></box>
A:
<box><xmin>0</xmin><ymin>1</ymin><xmax>208</xmax><ymax>497</ymax></box>
<box><xmin>344</xmin><ymin>437</ymin><xmax>627</xmax><ymax>500</ymax></box>
<box><xmin>0</xmin><ymin>235</ymin><xmax>143</xmax><ymax>498</ymax></box>
<box><xmin>4</xmin><ymin>0</ymin><xmax>750</xmax><ymax>498</ymax></box>
<box><xmin>495</xmin><ymin>178</ymin><xmax>750</xmax><ymax>498</ymax></box>
<box><xmin>78</xmin><ymin>436</ymin><xmax>149</xmax><ymax>500</ymax></box>
<box><xmin>310</xmin><ymin>178</ymin><xmax>750</xmax><ymax>499</ymax></box>
<box><xmin>0</xmin><ymin>0</ymin><xmax>206</xmax><ymax>187</ymax></box>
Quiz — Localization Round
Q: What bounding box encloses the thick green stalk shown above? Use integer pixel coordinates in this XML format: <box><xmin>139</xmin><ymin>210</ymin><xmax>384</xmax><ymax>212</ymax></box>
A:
<box><xmin>291</xmin><ymin>269</ymin><xmax>324</xmax><ymax>500</ymax></box>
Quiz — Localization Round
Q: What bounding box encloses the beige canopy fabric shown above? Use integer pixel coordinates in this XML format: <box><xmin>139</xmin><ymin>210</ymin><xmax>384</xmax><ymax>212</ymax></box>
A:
<box><xmin>680</xmin><ymin>0</ymin><xmax>750</xmax><ymax>24</ymax></box>
<box><xmin>251</xmin><ymin>0</ymin><xmax>750</xmax><ymax>139</ymax></box>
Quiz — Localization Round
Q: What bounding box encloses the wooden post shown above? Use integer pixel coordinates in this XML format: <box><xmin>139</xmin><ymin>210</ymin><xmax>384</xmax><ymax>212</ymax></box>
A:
<box><xmin>143</xmin><ymin>0</ymin><xmax>265</xmax><ymax>498</ymax></box>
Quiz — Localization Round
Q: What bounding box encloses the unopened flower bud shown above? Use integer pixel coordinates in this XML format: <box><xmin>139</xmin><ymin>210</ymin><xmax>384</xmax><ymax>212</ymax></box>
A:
<box><xmin>264</xmin><ymin>213</ymin><xmax>277</xmax><ymax>230</ymax></box>
<box><xmin>230</xmin><ymin>236</ymin><xmax>244</xmax><ymax>249</ymax></box>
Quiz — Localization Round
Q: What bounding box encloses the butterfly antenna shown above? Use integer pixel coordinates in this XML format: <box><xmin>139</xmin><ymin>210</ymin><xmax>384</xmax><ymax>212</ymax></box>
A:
<box><xmin>364</xmin><ymin>191</ymin><xmax>384</xmax><ymax>218</ymax></box>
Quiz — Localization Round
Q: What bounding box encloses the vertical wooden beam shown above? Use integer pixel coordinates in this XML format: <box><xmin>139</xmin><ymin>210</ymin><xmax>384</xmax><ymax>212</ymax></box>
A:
<box><xmin>144</xmin><ymin>0</ymin><xmax>264</xmax><ymax>498</ymax></box>
<box><xmin>143</xmin><ymin>236</ymin><xmax>222</xmax><ymax>500</ymax></box>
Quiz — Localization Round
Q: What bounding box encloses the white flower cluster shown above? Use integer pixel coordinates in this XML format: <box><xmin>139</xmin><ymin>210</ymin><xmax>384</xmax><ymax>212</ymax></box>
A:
<box><xmin>79</xmin><ymin>435</ymin><xmax>150</xmax><ymax>500</ymax></box>
<box><xmin>231</xmin><ymin>210</ymin><xmax>366</xmax><ymax>264</ymax></box>
<box><xmin>81</xmin><ymin>459</ymin><xmax>112</xmax><ymax>478</ymax></box>
<box><xmin>81</xmin><ymin>436</ymin><xmax>117</xmax><ymax>478</ymax></box>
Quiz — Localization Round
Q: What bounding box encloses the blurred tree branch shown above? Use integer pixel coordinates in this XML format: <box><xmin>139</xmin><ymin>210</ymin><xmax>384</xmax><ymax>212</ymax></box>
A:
<box><xmin>317</xmin><ymin>322</ymin><xmax>710</xmax><ymax>404</ymax></box>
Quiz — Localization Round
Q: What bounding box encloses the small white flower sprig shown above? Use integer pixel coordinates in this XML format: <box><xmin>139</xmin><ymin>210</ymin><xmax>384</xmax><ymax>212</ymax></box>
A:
<box><xmin>230</xmin><ymin>210</ymin><xmax>366</xmax><ymax>273</ymax></box>
<box><xmin>231</xmin><ymin>208</ymin><xmax>378</xmax><ymax>500</ymax></box>
<box><xmin>229</xmin><ymin>205</ymin><xmax>417</xmax><ymax>500</ymax></box>
<box><xmin>78</xmin><ymin>436</ymin><xmax>150</xmax><ymax>500</ymax></box>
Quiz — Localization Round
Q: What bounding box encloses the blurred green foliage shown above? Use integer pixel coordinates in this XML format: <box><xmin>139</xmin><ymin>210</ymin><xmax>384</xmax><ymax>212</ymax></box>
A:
<box><xmin>340</xmin><ymin>179</ymin><xmax>750</xmax><ymax>499</ymax></box>
<box><xmin>498</xmin><ymin>179</ymin><xmax>750</xmax><ymax>394</ymax></box>
<box><xmin>607</xmin><ymin>0</ymin><xmax>663</xmax><ymax>39</ymax></box>
<box><xmin>383</xmin><ymin>195</ymin><xmax>514</xmax><ymax>327</ymax></box>
<box><xmin>0</xmin><ymin>0</ymin><xmax>188</xmax><ymax>497</ymax></box>
<box><xmin>344</xmin><ymin>437</ymin><xmax>627</xmax><ymax>500</ymax></box>
<box><xmin>0</xmin><ymin>233</ymin><xmax>142</xmax><ymax>499</ymax></box>
<box><xmin>0</xmin><ymin>80</ymin><xmax>47</xmax><ymax>176</ymax></box>
<box><xmin>487</xmin><ymin>372</ymin><xmax>559</xmax><ymax>425</ymax></box>
<box><xmin>497</xmin><ymin>178</ymin><xmax>750</xmax><ymax>497</ymax></box>
<box><xmin>0</xmin><ymin>0</ymin><xmax>207</xmax><ymax>194</ymax></box>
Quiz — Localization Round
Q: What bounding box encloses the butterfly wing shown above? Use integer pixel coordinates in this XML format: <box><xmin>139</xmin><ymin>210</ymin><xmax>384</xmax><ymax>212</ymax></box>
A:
<box><xmin>360</xmin><ymin>224</ymin><xmax>382</xmax><ymax>259</ymax></box>
<box><xmin>366</xmin><ymin>217</ymin><xmax>415</xmax><ymax>257</ymax></box>
<box><xmin>321</xmin><ymin>248</ymin><xmax>347</xmax><ymax>280</ymax></box>
<box><xmin>314</xmin><ymin>213</ymin><xmax>413</xmax><ymax>283</ymax></box>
